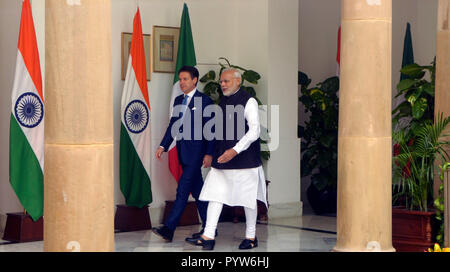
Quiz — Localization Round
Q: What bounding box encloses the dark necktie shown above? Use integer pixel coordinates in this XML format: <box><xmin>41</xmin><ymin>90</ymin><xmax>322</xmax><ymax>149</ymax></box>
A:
<box><xmin>180</xmin><ymin>94</ymin><xmax>189</xmax><ymax>120</ymax></box>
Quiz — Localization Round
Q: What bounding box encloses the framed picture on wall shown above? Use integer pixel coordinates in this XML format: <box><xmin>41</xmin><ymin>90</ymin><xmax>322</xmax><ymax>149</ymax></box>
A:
<box><xmin>152</xmin><ymin>26</ymin><xmax>180</xmax><ymax>73</ymax></box>
<box><xmin>121</xmin><ymin>32</ymin><xmax>151</xmax><ymax>81</ymax></box>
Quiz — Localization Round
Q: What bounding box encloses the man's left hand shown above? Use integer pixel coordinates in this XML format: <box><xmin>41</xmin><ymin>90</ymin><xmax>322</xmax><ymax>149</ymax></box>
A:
<box><xmin>217</xmin><ymin>148</ymin><xmax>237</xmax><ymax>164</ymax></box>
<box><xmin>203</xmin><ymin>155</ymin><xmax>212</xmax><ymax>168</ymax></box>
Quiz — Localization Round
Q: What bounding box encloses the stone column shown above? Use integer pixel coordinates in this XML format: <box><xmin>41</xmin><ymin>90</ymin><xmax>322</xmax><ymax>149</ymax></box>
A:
<box><xmin>436</xmin><ymin>0</ymin><xmax>450</xmax><ymax>248</ymax></box>
<box><xmin>44</xmin><ymin>0</ymin><xmax>114</xmax><ymax>252</ymax></box>
<box><xmin>333</xmin><ymin>0</ymin><xmax>395</xmax><ymax>252</ymax></box>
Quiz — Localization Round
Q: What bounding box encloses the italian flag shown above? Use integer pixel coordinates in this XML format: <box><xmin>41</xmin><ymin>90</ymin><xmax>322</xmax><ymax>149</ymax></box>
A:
<box><xmin>168</xmin><ymin>3</ymin><xmax>197</xmax><ymax>182</ymax></box>
<box><xmin>120</xmin><ymin>8</ymin><xmax>152</xmax><ymax>207</ymax></box>
<box><xmin>10</xmin><ymin>0</ymin><xmax>44</xmax><ymax>222</ymax></box>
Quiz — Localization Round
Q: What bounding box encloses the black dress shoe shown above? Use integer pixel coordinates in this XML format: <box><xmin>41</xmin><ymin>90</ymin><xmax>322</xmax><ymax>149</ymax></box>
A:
<box><xmin>186</xmin><ymin>228</ymin><xmax>218</xmax><ymax>240</ymax></box>
<box><xmin>152</xmin><ymin>226</ymin><xmax>174</xmax><ymax>242</ymax></box>
<box><xmin>238</xmin><ymin>237</ymin><xmax>258</xmax><ymax>249</ymax></box>
<box><xmin>186</xmin><ymin>237</ymin><xmax>215</xmax><ymax>250</ymax></box>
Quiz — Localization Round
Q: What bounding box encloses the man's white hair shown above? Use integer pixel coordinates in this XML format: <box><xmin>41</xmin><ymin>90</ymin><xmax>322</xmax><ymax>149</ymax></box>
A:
<box><xmin>222</xmin><ymin>68</ymin><xmax>241</xmax><ymax>79</ymax></box>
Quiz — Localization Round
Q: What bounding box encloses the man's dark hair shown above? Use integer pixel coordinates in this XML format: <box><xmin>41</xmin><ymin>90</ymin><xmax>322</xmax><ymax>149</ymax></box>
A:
<box><xmin>178</xmin><ymin>66</ymin><xmax>199</xmax><ymax>85</ymax></box>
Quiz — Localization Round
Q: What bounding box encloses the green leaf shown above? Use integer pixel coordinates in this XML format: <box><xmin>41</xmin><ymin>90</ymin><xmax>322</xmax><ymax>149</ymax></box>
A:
<box><xmin>218</xmin><ymin>57</ymin><xmax>231</xmax><ymax>67</ymax></box>
<box><xmin>242</xmin><ymin>70</ymin><xmax>261</xmax><ymax>84</ymax></box>
<box><xmin>392</xmin><ymin>101</ymin><xmax>411</xmax><ymax>116</ymax></box>
<box><xmin>301</xmin><ymin>162</ymin><xmax>313</xmax><ymax>177</ymax></box>
<box><xmin>260</xmin><ymin>151</ymin><xmax>270</xmax><ymax>161</ymax></box>
<box><xmin>200</xmin><ymin>70</ymin><xmax>216</xmax><ymax>83</ymax></box>
<box><xmin>317</xmin><ymin>151</ymin><xmax>331</xmax><ymax>168</ymax></box>
<box><xmin>299</xmin><ymin>71</ymin><xmax>309</xmax><ymax>85</ymax></box>
<box><xmin>396</xmin><ymin>79</ymin><xmax>416</xmax><ymax>92</ymax></box>
<box><xmin>244</xmin><ymin>86</ymin><xmax>256</xmax><ymax>97</ymax></box>
<box><xmin>406</xmin><ymin>91</ymin><xmax>418</xmax><ymax>106</ymax></box>
<box><xmin>422</xmin><ymin>83</ymin><xmax>434</xmax><ymax>96</ymax></box>
<box><xmin>311</xmin><ymin>173</ymin><xmax>328</xmax><ymax>191</ymax></box>
<box><xmin>299</xmin><ymin>95</ymin><xmax>313</xmax><ymax>109</ymax></box>
<box><xmin>319</xmin><ymin>76</ymin><xmax>339</xmax><ymax>93</ymax></box>
<box><xmin>400</xmin><ymin>64</ymin><xmax>425</xmax><ymax>78</ymax></box>
<box><xmin>203</xmin><ymin>81</ymin><xmax>220</xmax><ymax>102</ymax></box>
<box><xmin>310</xmin><ymin>89</ymin><xmax>324</xmax><ymax>102</ymax></box>
<box><xmin>319</xmin><ymin>134</ymin><xmax>336</xmax><ymax>148</ymax></box>
<box><xmin>298</xmin><ymin>125</ymin><xmax>305</xmax><ymax>138</ymax></box>
<box><xmin>230</xmin><ymin>64</ymin><xmax>247</xmax><ymax>72</ymax></box>
<box><xmin>412</xmin><ymin>98</ymin><xmax>428</xmax><ymax>119</ymax></box>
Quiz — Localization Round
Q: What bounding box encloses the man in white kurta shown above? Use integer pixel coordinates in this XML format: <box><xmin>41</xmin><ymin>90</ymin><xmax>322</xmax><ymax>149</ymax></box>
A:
<box><xmin>187</xmin><ymin>68</ymin><xmax>267</xmax><ymax>250</ymax></box>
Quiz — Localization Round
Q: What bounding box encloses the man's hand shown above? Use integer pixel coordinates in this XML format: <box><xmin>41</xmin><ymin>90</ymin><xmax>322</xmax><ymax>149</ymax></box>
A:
<box><xmin>217</xmin><ymin>148</ymin><xmax>237</xmax><ymax>164</ymax></box>
<box><xmin>155</xmin><ymin>147</ymin><xmax>165</xmax><ymax>160</ymax></box>
<box><xmin>203</xmin><ymin>155</ymin><xmax>212</xmax><ymax>168</ymax></box>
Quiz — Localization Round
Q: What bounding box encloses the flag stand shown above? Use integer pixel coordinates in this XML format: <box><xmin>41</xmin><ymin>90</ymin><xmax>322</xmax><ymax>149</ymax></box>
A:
<box><xmin>2</xmin><ymin>212</ymin><xmax>43</xmax><ymax>242</ymax></box>
<box><xmin>162</xmin><ymin>200</ymin><xmax>200</xmax><ymax>226</ymax></box>
<box><xmin>114</xmin><ymin>205</ymin><xmax>152</xmax><ymax>232</ymax></box>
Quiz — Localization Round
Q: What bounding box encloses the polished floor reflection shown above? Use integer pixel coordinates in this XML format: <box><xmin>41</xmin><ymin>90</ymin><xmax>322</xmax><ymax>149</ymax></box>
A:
<box><xmin>0</xmin><ymin>215</ymin><xmax>336</xmax><ymax>252</ymax></box>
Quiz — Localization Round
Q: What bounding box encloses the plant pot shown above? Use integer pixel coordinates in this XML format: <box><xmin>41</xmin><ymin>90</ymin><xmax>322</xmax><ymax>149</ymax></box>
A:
<box><xmin>306</xmin><ymin>184</ymin><xmax>337</xmax><ymax>215</ymax></box>
<box><xmin>392</xmin><ymin>207</ymin><xmax>438</xmax><ymax>252</ymax></box>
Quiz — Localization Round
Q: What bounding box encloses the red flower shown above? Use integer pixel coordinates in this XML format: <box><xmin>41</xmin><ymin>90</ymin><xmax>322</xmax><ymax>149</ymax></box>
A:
<box><xmin>393</xmin><ymin>138</ymin><xmax>413</xmax><ymax>179</ymax></box>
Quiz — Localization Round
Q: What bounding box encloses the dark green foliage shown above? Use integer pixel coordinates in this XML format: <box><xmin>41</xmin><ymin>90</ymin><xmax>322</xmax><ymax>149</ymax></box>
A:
<box><xmin>298</xmin><ymin>74</ymin><xmax>339</xmax><ymax>191</ymax></box>
<box><xmin>392</xmin><ymin>59</ymin><xmax>436</xmax><ymax>138</ymax></box>
<box><xmin>393</xmin><ymin>113</ymin><xmax>450</xmax><ymax>212</ymax></box>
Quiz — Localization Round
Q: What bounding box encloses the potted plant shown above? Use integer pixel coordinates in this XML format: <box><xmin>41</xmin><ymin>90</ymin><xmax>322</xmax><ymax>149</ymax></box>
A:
<box><xmin>434</xmin><ymin>161</ymin><xmax>450</xmax><ymax>247</ymax></box>
<box><xmin>298</xmin><ymin>73</ymin><xmax>339</xmax><ymax>215</ymax></box>
<box><xmin>392</xmin><ymin>113</ymin><xmax>450</xmax><ymax>252</ymax></box>
<box><xmin>391</xmin><ymin>59</ymin><xmax>450</xmax><ymax>251</ymax></box>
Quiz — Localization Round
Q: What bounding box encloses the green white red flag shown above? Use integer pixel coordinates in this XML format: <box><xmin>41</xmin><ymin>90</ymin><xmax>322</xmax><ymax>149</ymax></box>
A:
<box><xmin>168</xmin><ymin>3</ymin><xmax>197</xmax><ymax>182</ymax></box>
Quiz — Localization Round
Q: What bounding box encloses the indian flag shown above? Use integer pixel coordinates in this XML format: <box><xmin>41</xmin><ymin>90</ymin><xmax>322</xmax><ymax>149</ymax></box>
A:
<box><xmin>168</xmin><ymin>3</ymin><xmax>197</xmax><ymax>182</ymax></box>
<box><xmin>10</xmin><ymin>0</ymin><xmax>44</xmax><ymax>222</ymax></box>
<box><xmin>120</xmin><ymin>8</ymin><xmax>152</xmax><ymax>207</ymax></box>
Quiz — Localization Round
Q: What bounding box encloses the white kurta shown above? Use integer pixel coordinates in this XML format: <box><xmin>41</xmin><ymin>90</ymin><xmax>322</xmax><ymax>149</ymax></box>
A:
<box><xmin>199</xmin><ymin>96</ymin><xmax>267</xmax><ymax>209</ymax></box>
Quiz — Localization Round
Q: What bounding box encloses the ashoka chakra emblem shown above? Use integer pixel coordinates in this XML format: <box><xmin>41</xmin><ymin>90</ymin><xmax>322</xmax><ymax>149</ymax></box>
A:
<box><xmin>124</xmin><ymin>100</ymin><xmax>149</xmax><ymax>134</ymax></box>
<box><xmin>14</xmin><ymin>92</ymin><xmax>44</xmax><ymax>128</ymax></box>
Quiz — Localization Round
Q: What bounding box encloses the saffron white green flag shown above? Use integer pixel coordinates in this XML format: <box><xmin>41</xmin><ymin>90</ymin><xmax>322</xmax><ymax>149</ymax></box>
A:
<box><xmin>10</xmin><ymin>0</ymin><xmax>44</xmax><ymax>222</ymax></box>
<box><xmin>120</xmin><ymin>8</ymin><xmax>152</xmax><ymax>207</ymax></box>
<box><xmin>168</xmin><ymin>3</ymin><xmax>197</xmax><ymax>182</ymax></box>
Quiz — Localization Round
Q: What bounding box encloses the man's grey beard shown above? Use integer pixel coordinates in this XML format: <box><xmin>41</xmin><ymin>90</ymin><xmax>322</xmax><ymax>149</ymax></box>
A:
<box><xmin>222</xmin><ymin>88</ymin><xmax>239</xmax><ymax>97</ymax></box>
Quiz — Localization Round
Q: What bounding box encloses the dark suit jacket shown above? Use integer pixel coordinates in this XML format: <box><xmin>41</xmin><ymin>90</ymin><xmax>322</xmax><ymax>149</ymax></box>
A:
<box><xmin>160</xmin><ymin>89</ymin><xmax>215</xmax><ymax>166</ymax></box>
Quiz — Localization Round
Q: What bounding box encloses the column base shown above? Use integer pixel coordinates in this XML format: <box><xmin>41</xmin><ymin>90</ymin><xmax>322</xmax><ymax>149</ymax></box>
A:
<box><xmin>332</xmin><ymin>244</ymin><xmax>396</xmax><ymax>252</ymax></box>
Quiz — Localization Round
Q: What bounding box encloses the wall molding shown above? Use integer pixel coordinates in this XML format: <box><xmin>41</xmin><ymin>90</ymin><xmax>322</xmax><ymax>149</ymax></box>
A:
<box><xmin>268</xmin><ymin>201</ymin><xmax>303</xmax><ymax>219</ymax></box>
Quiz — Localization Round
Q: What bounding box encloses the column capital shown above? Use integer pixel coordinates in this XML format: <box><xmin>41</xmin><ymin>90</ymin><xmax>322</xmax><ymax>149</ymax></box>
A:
<box><xmin>342</xmin><ymin>0</ymin><xmax>392</xmax><ymax>21</ymax></box>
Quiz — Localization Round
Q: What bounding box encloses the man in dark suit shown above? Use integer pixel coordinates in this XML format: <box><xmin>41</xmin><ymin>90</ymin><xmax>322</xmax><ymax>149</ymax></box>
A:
<box><xmin>153</xmin><ymin>66</ymin><xmax>215</xmax><ymax>242</ymax></box>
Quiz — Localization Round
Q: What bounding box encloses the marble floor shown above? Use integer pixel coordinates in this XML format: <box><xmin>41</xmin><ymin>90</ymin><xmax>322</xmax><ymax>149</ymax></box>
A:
<box><xmin>0</xmin><ymin>214</ymin><xmax>337</xmax><ymax>252</ymax></box>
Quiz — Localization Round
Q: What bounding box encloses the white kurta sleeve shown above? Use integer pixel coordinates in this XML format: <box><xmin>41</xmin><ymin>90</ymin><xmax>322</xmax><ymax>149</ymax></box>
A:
<box><xmin>232</xmin><ymin>97</ymin><xmax>260</xmax><ymax>154</ymax></box>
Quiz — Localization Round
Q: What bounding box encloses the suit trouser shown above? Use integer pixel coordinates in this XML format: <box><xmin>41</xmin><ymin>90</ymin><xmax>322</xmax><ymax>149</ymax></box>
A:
<box><xmin>164</xmin><ymin>164</ymin><xmax>208</xmax><ymax>231</ymax></box>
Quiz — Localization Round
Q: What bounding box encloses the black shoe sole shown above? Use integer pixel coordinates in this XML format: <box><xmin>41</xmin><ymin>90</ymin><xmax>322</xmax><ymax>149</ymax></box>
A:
<box><xmin>152</xmin><ymin>228</ymin><xmax>173</xmax><ymax>242</ymax></box>
<box><xmin>186</xmin><ymin>238</ymin><xmax>215</xmax><ymax>250</ymax></box>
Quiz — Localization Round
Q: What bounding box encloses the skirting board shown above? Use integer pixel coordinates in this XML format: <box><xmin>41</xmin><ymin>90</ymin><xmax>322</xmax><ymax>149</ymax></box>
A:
<box><xmin>267</xmin><ymin>201</ymin><xmax>303</xmax><ymax>219</ymax></box>
<box><xmin>149</xmin><ymin>201</ymin><xmax>303</xmax><ymax>224</ymax></box>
